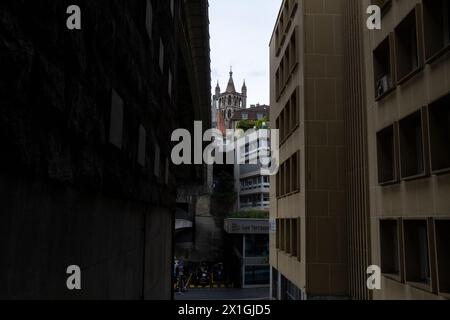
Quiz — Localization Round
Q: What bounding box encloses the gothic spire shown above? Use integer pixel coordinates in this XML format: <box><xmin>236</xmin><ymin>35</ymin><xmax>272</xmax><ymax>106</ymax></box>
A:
<box><xmin>226</xmin><ymin>66</ymin><xmax>236</xmax><ymax>93</ymax></box>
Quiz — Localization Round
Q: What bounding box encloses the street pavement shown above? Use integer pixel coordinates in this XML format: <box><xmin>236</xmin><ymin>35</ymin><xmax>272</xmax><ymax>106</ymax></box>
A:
<box><xmin>174</xmin><ymin>287</ymin><xmax>270</xmax><ymax>301</ymax></box>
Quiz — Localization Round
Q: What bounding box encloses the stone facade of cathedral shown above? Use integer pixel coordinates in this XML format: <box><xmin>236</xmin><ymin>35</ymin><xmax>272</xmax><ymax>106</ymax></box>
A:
<box><xmin>213</xmin><ymin>69</ymin><xmax>247</xmax><ymax>130</ymax></box>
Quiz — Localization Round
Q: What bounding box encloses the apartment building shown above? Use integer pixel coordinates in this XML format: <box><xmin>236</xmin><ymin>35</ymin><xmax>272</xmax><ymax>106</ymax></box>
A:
<box><xmin>364</xmin><ymin>0</ymin><xmax>450</xmax><ymax>300</ymax></box>
<box><xmin>270</xmin><ymin>0</ymin><xmax>450</xmax><ymax>300</ymax></box>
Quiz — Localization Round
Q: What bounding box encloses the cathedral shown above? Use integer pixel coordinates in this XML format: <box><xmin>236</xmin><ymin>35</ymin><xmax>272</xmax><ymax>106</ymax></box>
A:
<box><xmin>213</xmin><ymin>68</ymin><xmax>247</xmax><ymax>130</ymax></box>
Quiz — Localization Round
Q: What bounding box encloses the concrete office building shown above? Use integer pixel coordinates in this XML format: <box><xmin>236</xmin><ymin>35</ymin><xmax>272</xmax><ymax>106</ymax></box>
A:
<box><xmin>269</xmin><ymin>0</ymin><xmax>450</xmax><ymax>300</ymax></box>
<box><xmin>0</xmin><ymin>0</ymin><xmax>210</xmax><ymax>299</ymax></box>
<box><xmin>232</xmin><ymin>105</ymin><xmax>271</xmax><ymax>212</ymax></box>
<box><xmin>363</xmin><ymin>0</ymin><xmax>450</xmax><ymax>300</ymax></box>
<box><xmin>269</xmin><ymin>0</ymin><xmax>347</xmax><ymax>300</ymax></box>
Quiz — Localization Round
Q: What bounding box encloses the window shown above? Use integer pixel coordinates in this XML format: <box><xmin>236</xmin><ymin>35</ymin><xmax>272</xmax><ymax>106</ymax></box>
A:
<box><xmin>291</xmin><ymin>218</ymin><xmax>298</xmax><ymax>258</ymax></box>
<box><xmin>291</xmin><ymin>152</ymin><xmax>299</xmax><ymax>192</ymax></box>
<box><xmin>242</xmin><ymin>113</ymin><xmax>248</xmax><ymax>120</ymax></box>
<box><xmin>373</xmin><ymin>36</ymin><xmax>394</xmax><ymax>100</ymax></box>
<box><xmin>275</xmin><ymin>29</ymin><xmax>298</xmax><ymax>101</ymax></box>
<box><xmin>245</xmin><ymin>234</ymin><xmax>269</xmax><ymax>258</ymax></box>
<box><xmin>380</xmin><ymin>220</ymin><xmax>400</xmax><ymax>275</ymax></box>
<box><xmin>377</xmin><ymin>125</ymin><xmax>396</xmax><ymax>184</ymax></box>
<box><xmin>279</xmin><ymin>219</ymin><xmax>285</xmax><ymax>251</ymax></box>
<box><xmin>272</xmin><ymin>268</ymin><xmax>279</xmax><ymax>299</ymax></box>
<box><xmin>279</xmin><ymin>59</ymin><xmax>285</xmax><ymax>97</ymax></box>
<box><xmin>276</xmin><ymin>219</ymin><xmax>281</xmax><ymax>249</ymax></box>
<box><xmin>394</xmin><ymin>8</ymin><xmax>421</xmax><ymax>83</ymax></box>
<box><xmin>278</xmin><ymin>87</ymin><xmax>299</xmax><ymax>144</ymax></box>
<box><xmin>275</xmin><ymin>70</ymin><xmax>280</xmax><ymax>99</ymax></box>
<box><xmin>244</xmin><ymin>266</ymin><xmax>270</xmax><ymax>286</ymax></box>
<box><xmin>423</xmin><ymin>0</ymin><xmax>450</xmax><ymax>62</ymax></box>
<box><xmin>276</xmin><ymin>165</ymin><xmax>281</xmax><ymax>197</ymax></box>
<box><xmin>404</xmin><ymin>220</ymin><xmax>431</xmax><ymax>285</ymax></box>
<box><xmin>435</xmin><ymin>220</ymin><xmax>450</xmax><ymax>294</ymax></box>
<box><xmin>399</xmin><ymin>111</ymin><xmax>425</xmax><ymax>179</ymax></box>
<box><xmin>274</xmin><ymin>0</ymin><xmax>298</xmax><ymax>58</ymax></box>
<box><xmin>280</xmin><ymin>163</ymin><xmax>286</xmax><ymax>196</ymax></box>
<box><xmin>290</xmin><ymin>87</ymin><xmax>298</xmax><ymax>132</ymax></box>
<box><xmin>429</xmin><ymin>94</ymin><xmax>450</xmax><ymax>173</ymax></box>
<box><xmin>285</xmin><ymin>219</ymin><xmax>291</xmax><ymax>254</ymax></box>
<box><xmin>276</xmin><ymin>218</ymin><xmax>300</xmax><ymax>259</ymax></box>
<box><xmin>289</xmin><ymin>28</ymin><xmax>298</xmax><ymax>72</ymax></box>
<box><xmin>277</xmin><ymin>151</ymin><xmax>300</xmax><ymax>197</ymax></box>
<box><xmin>281</xmin><ymin>274</ymin><xmax>302</xmax><ymax>300</ymax></box>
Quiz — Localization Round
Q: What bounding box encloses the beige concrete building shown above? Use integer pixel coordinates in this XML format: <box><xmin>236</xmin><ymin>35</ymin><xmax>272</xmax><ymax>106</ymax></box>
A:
<box><xmin>269</xmin><ymin>0</ymin><xmax>348</xmax><ymax>300</ymax></box>
<box><xmin>270</xmin><ymin>0</ymin><xmax>450</xmax><ymax>300</ymax></box>
<box><xmin>363</xmin><ymin>0</ymin><xmax>450</xmax><ymax>300</ymax></box>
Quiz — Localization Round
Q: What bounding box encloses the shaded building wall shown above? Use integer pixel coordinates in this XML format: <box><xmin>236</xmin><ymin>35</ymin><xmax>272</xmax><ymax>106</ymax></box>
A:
<box><xmin>270</xmin><ymin>0</ymin><xmax>349</xmax><ymax>300</ymax></box>
<box><xmin>0</xmin><ymin>0</ymin><xmax>210</xmax><ymax>299</ymax></box>
<box><xmin>0</xmin><ymin>175</ymin><xmax>172</xmax><ymax>299</ymax></box>
<box><xmin>342</xmin><ymin>0</ymin><xmax>371</xmax><ymax>300</ymax></box>
<box><xmin>302</xmin><ymin>0</ymin><xmax>347</xmax><ymax>298</ymax></box>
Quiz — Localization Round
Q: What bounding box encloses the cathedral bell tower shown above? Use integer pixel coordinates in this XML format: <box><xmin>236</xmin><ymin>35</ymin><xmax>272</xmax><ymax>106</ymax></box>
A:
<box><xmin>213</xmin><ymin>67</ymin><xmax>247</xmax><ymax>129</ymax></box>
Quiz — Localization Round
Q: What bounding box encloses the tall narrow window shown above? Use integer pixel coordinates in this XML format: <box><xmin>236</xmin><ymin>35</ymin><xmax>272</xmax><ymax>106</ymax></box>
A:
<box><xmin>291</xmin><ymin>219</ymin><xmax>298</xmax><ymax>258</ymax></box>
<box><xmin>377</xmin><ymin>125</ymin><xmax>396</xmax><ymax>184</ymax></box>
<box><xmin>429</xmin><ymin>94</ymin><xmax>450</xmax><ymax>172</ymax></box>
<box><xmin>399</xmin><ymin>111</ymin><xmax>425</xmax><ymax>179</ymax></box>
<box><xmin>380</xmin><ymin>220</ymin><xmax>400</xmax><ymax>275</ymax></box>
<box><xmin>276</xmin><ymin>219</ymin><xmax>281</xmax><ymax>249</ymax></box>
<box><xmin>291</xmin><ymin>152</ymin><xmax>299</xmax><ymax>192</ymax></box>
<box><xmin>285</xmin><ymin>219</ymin><xmax>291</xmax><ymax>254</ymax></box>
<box><xmin>395</xmin><ymin>8</ymin><xmax>420</xmax><ymax>83</ymax></box>
<box><xmin>423</xmin><ymin>0</ymin><xmax>450</xmax><ymax>61</ymax></box>
<box><xmin>373</xmin><ymin>36</ymin><xmax>394</xmax><ymax>100</ymax></box>
<box><xmin>436</xmin><ymin>220</ymin><xmax>450</xmax><ymax>294</ymax></box>
<box><xmin>404</xmin><ymin>220</ymin><xmax>431</xmax><ymax>285</ymax></box>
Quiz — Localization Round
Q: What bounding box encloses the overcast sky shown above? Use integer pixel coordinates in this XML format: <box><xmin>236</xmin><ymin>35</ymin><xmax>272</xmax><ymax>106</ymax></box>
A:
<box><xmin>209</xmin><ymin>0</ymin><xmax>282</xmax><ymax>106</ymax></box>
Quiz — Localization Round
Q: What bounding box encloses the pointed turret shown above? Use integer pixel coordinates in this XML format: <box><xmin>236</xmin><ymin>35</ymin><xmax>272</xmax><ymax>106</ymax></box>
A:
<box><xmin>241</xmin><ymin>79</ymin><xmax>247</xmax><ymax>108</ymax></box>
<box><xmin>215</xmin><ymin>81</ymin><xmax>220</xmax><ymax>96</ymax></box>
<box><xmin>226</xmin><ymin>67</ymin><xmax>236</xmax><ymax>93</ymax></box>
<box><xmin>242</xmin><ymin>80</ymin><xmax>247</xmax><ymax>94</ymax></box>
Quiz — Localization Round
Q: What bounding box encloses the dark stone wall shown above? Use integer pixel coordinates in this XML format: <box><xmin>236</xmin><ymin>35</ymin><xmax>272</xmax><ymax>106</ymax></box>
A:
<box><xmin>0</xmin><ymin>0</ymin><xmax>177</xmax><ymax>201</ymax></box>
<box><xmin>0</xmin><ymin>0</ymin><xmax>190</xmax><ymax>299</ymax></box>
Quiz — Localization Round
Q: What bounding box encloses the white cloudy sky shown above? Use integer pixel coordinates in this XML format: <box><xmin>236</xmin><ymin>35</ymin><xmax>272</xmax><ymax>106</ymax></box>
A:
<box><xmin>209</xmin><ymin>0</ymin><xmax>282</xmax><ymax>106</ymax></box>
